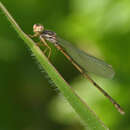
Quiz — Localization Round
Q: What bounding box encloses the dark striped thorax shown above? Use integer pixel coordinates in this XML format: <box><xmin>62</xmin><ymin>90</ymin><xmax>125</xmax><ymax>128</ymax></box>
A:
<box><xmin>41</xmin><ymin>30</ymin><xmax>57</xmax><ymax>44</ymax></box>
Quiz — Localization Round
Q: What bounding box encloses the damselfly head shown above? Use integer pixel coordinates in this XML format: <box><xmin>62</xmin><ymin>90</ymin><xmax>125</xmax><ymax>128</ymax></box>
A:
<box><xmin>33</xmin><ymin>24</ymin><xmax>44</xmax><ymax>33</ymax></box>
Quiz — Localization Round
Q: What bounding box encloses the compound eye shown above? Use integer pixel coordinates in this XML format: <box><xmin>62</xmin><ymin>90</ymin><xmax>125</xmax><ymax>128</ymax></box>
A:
<box><xmin>33</xmin><ymin>24</ymin><xmax>44</xmax><ymax>33</ymax></box>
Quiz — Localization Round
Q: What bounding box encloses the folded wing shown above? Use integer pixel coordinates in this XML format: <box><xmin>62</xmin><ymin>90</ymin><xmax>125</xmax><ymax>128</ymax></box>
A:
<box><xmin>57</xmin><ymin>37</ymin><xmax>115</xmax><ymax>79</ymax></box>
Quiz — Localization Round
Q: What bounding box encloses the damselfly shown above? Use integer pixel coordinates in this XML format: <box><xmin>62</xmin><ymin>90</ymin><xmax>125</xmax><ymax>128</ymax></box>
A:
<box><xmin>30</xmin><ymin>24</ymin><xmax>125</xmax><ymax>115</ymax></box>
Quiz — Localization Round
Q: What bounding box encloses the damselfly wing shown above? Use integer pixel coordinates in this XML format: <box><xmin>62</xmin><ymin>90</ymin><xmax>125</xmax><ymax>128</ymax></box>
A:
<box><xmin>56</xmin><ymin>37</ymin><xmax>115</xmax><ymax>79</ymax></box>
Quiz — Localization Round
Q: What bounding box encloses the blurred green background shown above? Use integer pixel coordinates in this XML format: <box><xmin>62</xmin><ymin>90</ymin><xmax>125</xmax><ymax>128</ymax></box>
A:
<box><xmin>0</xmin><ymin>0</ymin><xmax>129</xmax><ymax>130</ymax></box>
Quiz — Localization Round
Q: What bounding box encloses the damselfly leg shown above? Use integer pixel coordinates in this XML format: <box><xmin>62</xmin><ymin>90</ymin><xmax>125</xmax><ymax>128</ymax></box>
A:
<box><xmin>29</xmin><ymin>33</ymin><xmax>52</xmax><ymax>59</ymax></box>
<box><xmin>40</xmin><ymin>36</ymin><xmax>51</xmax><ymax>58</ymax></box>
